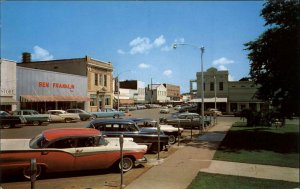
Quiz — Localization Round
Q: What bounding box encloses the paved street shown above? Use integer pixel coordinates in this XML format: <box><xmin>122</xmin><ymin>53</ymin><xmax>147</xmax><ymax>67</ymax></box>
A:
<box><xmin>0</xmin><ymin>108</ymin><xmax>239</xmax><ymax>189</ymax></box>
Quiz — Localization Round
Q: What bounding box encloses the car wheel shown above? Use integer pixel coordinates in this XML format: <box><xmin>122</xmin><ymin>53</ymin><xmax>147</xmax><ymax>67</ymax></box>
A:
<box><xmin>23</xmin><ymin>164</ymin><xmax>43</xmax><ymax>179</ymax></box>
<box><xmin>1</xmin><ymin>124</ymin><xmax>11</xmax><ymax>129</ymax></box>
<box><xmin>119</xmin><ymin>157</ymin><xmax>134</xmax><ymax>172</ymax></box>
<box><xmin>91</xmin><ymin>115</ymin><xmax>96</xmax><ymax>120</ymax></box>
<box><xmin>32</xmin><ymin>121</ymin><xmax>39</xmax><ymax>126</ymax></box>
<box><xmin>168</xmin><ymin>135</ymin><xmax>176</xmax><ymax>145</ymax></box>
<box><xmin>65</xmin><ymin>118</ymin><xmax>72</xmax><ymax>123</ymax></box>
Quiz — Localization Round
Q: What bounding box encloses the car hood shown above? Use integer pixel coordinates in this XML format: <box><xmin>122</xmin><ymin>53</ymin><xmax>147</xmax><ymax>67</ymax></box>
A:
<box><xmin>139</xmin><ymin>127</ymin><xmax>164</xmax><ymax>135</ymax></box>
<box><xmin>1</xmin><ymin>139</ymin><xmax>32</xmax><ymax>151</ymax></box>
<box><xmin>159</xmin><ymin>124</ymin><xmax>184</xmax><ymax>132</ymax></box>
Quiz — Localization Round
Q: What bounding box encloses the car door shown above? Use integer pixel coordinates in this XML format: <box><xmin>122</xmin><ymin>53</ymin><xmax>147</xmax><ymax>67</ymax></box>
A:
<box><xmin>41</xmin><ymin>138</ymin><xmax>77</xmax><ymax>172</ymax></box>
<box><xmin>73</xmin><ymin>137</ymin><xmax>109</xmax><ymax>170</ymax></box>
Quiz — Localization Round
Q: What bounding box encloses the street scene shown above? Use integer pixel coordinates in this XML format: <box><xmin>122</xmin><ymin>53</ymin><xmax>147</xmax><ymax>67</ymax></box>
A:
<box><xmin>1</xmin><ymin>1</ymin><xmax>299</xmax><ymax>189</ymax></box>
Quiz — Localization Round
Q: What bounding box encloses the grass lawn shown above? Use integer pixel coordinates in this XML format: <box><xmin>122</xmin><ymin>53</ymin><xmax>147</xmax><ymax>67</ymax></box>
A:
<box><xmin>187</xmin><ymin>172</ymin><xmax>299</xmax><ymax>189</ymax></box>
<box><xmin>213</xmin><ymin>122</ymin><xmax>299</xmax><ymax>168</ymax></box>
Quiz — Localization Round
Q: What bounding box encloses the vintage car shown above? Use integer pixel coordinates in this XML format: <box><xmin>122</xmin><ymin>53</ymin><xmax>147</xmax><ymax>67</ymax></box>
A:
<box><xmin>0</xmin><ymin>111</ymin><xmax>27</xmax><ymax>128</ymax></box>
<box><xmin>204</xmin><ymin>108</ymin><xmax>223</xmax><ymax>116</ymax></box>
<box><xmin>12</xmin><ymin>110</ymin><xmax>50</xmax><ymax>126</ymax></box>
<box><xmin>178</xmin><ymin>105</ymin><xmax>198</xmax><ymax>113</ymax></box>
<box><xmin>131</xmin><ymin>118</ymin><xmax>184</xmax><ymax>144</ymax></box>
<box><xmin>0</xmin><ymin>128</ymin><xmax>147</xmax><ymax>179</ymax></box>
<box><xmin>160</xmin><ymin>112</ymin><xmax>211</xmax><ymax>129</ymax></box>
<box><xmin>66</xmin><ymin>109</ymin><xmax>93</xmax><ymax>121</ymax></box>
<box><xmin>90</xmin><ymin>108</ymin><xmax>125</xmax><ymax>118</ymax></box>
<box><xmin>47</xmin><ymin>110</ymin><xmax>81</xmax><ymax>123</ymax></box>
<box><xmin>159</xmin><ymin>107</ymin><xmax>170</xmax><ymax>114</ymax></box>
<box><xmin>86</xmin><ymin>119</ymin><xmax>170</xmax><ymax>152</ymax></box>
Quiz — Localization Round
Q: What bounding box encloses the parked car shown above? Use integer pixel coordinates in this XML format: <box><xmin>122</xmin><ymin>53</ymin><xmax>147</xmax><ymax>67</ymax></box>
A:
<box><xmin>136</xmin><ymin>104</ymin><xmax>146</xmax><ymax>109</ymax></box>
<box><xmin>47</xmin><ymin>110</ymin><xmax>81</xmax><ymax>123</ymax></box>
<box><xmin>12</xmin><ymin>110</ymin><xmax>50</xmax><ymax>126</ymax></box>
<box><xmin>86</xmin><ymin>119</ymin><xmax>170</xmax><ymax>152</ymax></box>
<box><xmin>160</xmin><ymin>106</ymin><xmax>170</xmax><ymax>114</ymax></box>
<box><xmin>160</xmin><ymin>112</ymin><xmax>211</xmax><ymax>129</ymax></box>
<box><xmin>204</xmin><ymin>108</ymin><xmax>222</xmax><ymax>116</ymax></box>
<box><xmin>166</xmin><ymin>104</ymin><xmax>173</xmax><ymax>108</ymax></box>
<box><xmin>0</xmin><ymin>111</ymin><xmax>27</xmax><ymax>128</ymax></box>
<box><xmin>90</xmin><ymin>108</ymin><xmax>125</xmax><ymax>118</ymax></box>
<box><xmin>0</xmin><ymin>128</ymin><xmax>147</xmax><ymax>179</ymax></box>
<box><xmin>66</xmin><ymin>109</ymin><xmax>93</xmax><ymax>121</ymax></box>
<box><xmin>174</xmin><ymin>105</ymin><xmax>181</xmax><ymax>111</ymax></box>
<box><xmin>131</xmin><ymin>118</ymin><xmax>184</xmax><ymax>144</ymax></box>
<box><xmin>178</xmin><ymin>105</ymin><xmax>198</xmax><ymax>113</ymax></box>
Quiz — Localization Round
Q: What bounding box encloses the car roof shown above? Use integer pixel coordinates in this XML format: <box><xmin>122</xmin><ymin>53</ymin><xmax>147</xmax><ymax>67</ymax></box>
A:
<box><xmin>43</xmin><ymin>128</ymin><xmax>100</xmax><ymax>141</ymax></box>
<box><xmin>179</xmin><ymin>112</ymin><xmax>199</xmax><ymax>116</ymax></box>
<box><xmin>89</xmin><ymin>118</ymin><xmax>136</xmax><ymax>124</ymax></box>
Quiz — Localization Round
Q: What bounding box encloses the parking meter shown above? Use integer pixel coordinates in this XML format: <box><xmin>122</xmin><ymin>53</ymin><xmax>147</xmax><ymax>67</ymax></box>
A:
<box><xmin>177</xmin><ymin>120</ymin><xmax>180</xmax><ymax>146</ymax></box>
<box><xmin>30</xmin><ymin>158</ymin><xmax>37</xmax><ymax>189</ymax></box>
<box><xmin>119</xmin><ymin>135</ymin><xmax>125</xmax><ymax>188</ymax></box>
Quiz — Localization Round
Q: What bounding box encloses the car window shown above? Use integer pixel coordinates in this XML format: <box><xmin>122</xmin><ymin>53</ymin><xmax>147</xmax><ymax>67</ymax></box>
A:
<box><xmin>23</xmin><ymin>111</ymin><xmax>31</xmax><ymax>115</ymax></box>
<box><xmin>122</xmin><ymin>124</ymin><xmax>138</xmax><ymax>132</ymax></box>
<box><xmin>47</xmin><ymin>138</ymin><xmax>76</xmax><ymax>148</ymax></box>
<box><xmin>77</xmin><ymin>137</ymin><xmax>95</xmax><ymax>147</ymax></box>
<box><xmin>32</xmin><ymin>111</ymin><xmax>39</xmax><ymax>115</ymax></box>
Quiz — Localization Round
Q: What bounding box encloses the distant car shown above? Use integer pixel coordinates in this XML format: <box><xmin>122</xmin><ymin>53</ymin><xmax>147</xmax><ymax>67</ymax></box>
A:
<box><xmin>160</xmin><ymin>107</ymin><xmax>170</xmax><ymax>114</ymax></box>
<box><xmin>166</xmin><ymin>104</ymin><xmax>173</xmax><ymax>108</ymax></box>
<box><xmin>90</xmin><ymin>108</ymin><xmax>125</xmax><ymax>118</ymax></box>
<box><xmin>0</xmin><ymin>128</ymin><xmax>147</xmax><ymax>179</ymax></box>
<box><xmin>160</xmin><ymin>112</ymin><xmax>211</xmax><ymax>129</ymax></box>
<box><xmin>86</xmin><ymin>119</ymin><xmax>170</xmax><ymax>152</ymax></box>
<box><xmin>0</xmin><ymin>111</ymin><xmax>27</xmax><ymax>128</ymax></box>
<box><xmin>178</xmin><ymin>105</ymin><xmax>198</xmax><ymax>113</ymax></box>
<box><xmin>47</xmin><ymin>110</ymin><xmax>81</xmax><ymax>123</ymax></box>
<box><xmin>204</xmin><ymin>108</ymin><xmax>222</xmax><ymax>116</ymax></box>
<box><xmin>136</xmin><ymin>104</ymin><xmax>146</xmax><ymax>109</ymax></box>
<box><xmin>12</xmin><ymin>110</ymin><xmax>50</xmax><ymax>126</ymax></box>
<box><xmin>174</xmin><ymin>105</ymin><xmax>181</xmax><ymax>110</ymax></box>
<box><xmin>131</xmin><ymin>118</ymin><xmax>184</xmax><ymax>145</ymax></box>
<box><xmin>66</xmin><ymin>109</ymin><xmax>93</xmax><ymax>121</ymax></box>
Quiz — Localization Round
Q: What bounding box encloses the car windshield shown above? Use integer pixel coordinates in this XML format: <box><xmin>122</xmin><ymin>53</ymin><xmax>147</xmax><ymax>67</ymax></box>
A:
<box><xmin>0</xmin><ymin>111</ymin><xmax>9</xmax><ymax>116</ymax></box>
<box><xmin>29</xmin><ymin>134</ymin><xmax>48</xmax><ymax>149</ymax></box>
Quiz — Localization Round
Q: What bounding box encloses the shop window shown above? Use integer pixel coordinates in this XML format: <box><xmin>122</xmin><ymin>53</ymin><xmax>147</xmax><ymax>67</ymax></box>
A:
<box><xmin>90</xmin><ymin>94</ymin><xmax>96</xmax><ymax>106</ymax></box>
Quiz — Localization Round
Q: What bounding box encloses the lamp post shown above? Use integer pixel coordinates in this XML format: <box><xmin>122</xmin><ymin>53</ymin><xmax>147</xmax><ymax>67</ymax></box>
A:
<box><xmin>214</xmin><ymin>75</ymin><xmax>217</xmax><ymax>110</ymax></box>
<box><xmin>173</xmin><ymin>43</ymin><xmax>205</xmax><ymax>132</ymax></box>
<box><xmin>115</xmin><ymin>70</ymin><xmax>131</xmax><ymax>111</ymax></box>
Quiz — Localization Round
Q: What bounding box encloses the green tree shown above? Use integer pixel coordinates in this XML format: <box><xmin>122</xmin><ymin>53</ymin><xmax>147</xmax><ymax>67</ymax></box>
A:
<box><xmin>244</xmin><ymin>0</ymin><xmax>300</xmax><ymax>118</ymax></box>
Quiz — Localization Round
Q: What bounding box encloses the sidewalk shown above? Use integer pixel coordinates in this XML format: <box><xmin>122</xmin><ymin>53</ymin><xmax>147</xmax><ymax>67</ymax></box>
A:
<box><xmin>126</xmin><ymin>121</ymin><xmax>300</xmax><ymax>189</ymax></box>
<box><xmin>125</xmin><ymin>123</ymin><xmax>232</xmax><ymax>189</ymax></box>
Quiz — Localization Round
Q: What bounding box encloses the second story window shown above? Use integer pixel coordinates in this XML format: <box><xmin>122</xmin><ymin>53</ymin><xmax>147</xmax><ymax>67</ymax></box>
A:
<box><xmin>99</xmin><ymin>74</ymin><xmax>103</xmax><ymax>86</ymax></box>
<box><xmin>104</xmin><ymin>75</ymin><xmax>107</xmax><ymax>87</ymax></box>
<box><xmin>95</xmin><ymin>73</ymin><xmax>98</xmax><ymax>86</ymax></box>
<box><xmin>210</xmin><ymin>82</ymin><xmax>214</xmax><ymax>91</ymax></box>
<box><xmin>219</xmin><ymin>82</ymin><xmax>224</xmax><ymax>91</ymax></box>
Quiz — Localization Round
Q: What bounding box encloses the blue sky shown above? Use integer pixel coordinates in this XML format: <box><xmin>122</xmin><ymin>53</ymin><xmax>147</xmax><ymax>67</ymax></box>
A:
<box><xmin>1</xmin><ymin>1</ymin><xmax>265</xmax><ymax>93</ymax></box>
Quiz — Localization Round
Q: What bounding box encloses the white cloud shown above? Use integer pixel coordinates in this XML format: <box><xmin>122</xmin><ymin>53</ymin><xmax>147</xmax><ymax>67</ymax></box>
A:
<box><xmin>117</xmin><ymin>49</ymin><xmax>125</xmax><ymax>54</ymax></box>
<box><xmin>32</xmin><ymin>46</ymin><xmax>54</xmax><ymax>61</ymax></box>
<box><xmin>174</xmin><ymin>38</ymin><xmax>185</xmax><ymax>44</ymax></box>
<box><xmin>213</xmin><ymin>57</ymin><xmax>234</xmax><ymax>65</ymax></box>
<box><xmin>163</xmin><ymin>69</ymin><xmax>172</xmax><ymax>77</ymax></box>
<box><xmin>229</xmin><ymin>74</ymin><xmax>235</xmax><ymax>81</ymax></box>
<box><xmin>138</xmin><ymin>63</ymin><xmax>151</xmax><ymax>69</ymax></box>
<box><xmin>216</xmin><ymin>65</ymin><xmax>235</xmax><ymax>81</ymax></box>
<box><xmin>153</xmin><ymin>35</ymin><xmax>166</xmax><ymax>47</ymax></box>
<box><xmin>161</xmin><ymin>46</ymin><xmax>173</xmax><ymax>52</ymax></box>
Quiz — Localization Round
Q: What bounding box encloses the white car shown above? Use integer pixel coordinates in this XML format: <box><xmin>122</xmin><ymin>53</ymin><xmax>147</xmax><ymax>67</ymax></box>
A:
<box><xmin>174</xmin><ymin>105</ymin><xmax>181</xmax><ymax>110</ymax></box>
<box><xmin>160</xmin><ymin>107</ymin><xmax>170</xmax><ymax>114</ymax></box>
<box><xmin>47</xmin><ymin>110</ymin><xmax>81</xmax><ymax>123</ymax></box>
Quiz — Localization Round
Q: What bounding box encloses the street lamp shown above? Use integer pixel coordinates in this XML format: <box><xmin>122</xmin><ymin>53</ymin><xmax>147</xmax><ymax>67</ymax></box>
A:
<box><xmin>173</xmin><ymin>43</ymin><xmax>205</xmax><ymax>132</ymax></box>
<box><xmin>115</xmin><ymin>70</ymin><xmax>131</xmax><ymax>111</ymax></box>
<box><xmin>214</xmin><ymin>75</ymin><xmax>217</xmax><ymax>110</ymax></box>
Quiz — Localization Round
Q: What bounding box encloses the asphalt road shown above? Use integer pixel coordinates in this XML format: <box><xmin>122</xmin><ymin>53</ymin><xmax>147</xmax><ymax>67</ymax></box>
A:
<box><xmin>0</xmin><ymin>108</ymin><xmax>237</xmax><ymax>189</ymax></box>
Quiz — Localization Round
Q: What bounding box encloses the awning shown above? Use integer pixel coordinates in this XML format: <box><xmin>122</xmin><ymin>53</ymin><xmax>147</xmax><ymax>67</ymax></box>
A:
<box><xmin>189</xmin><ymin>97</ymin><xmax>228</xmax><ymax>103</ymax></box>
<box><xmin>21</xmin><ymin>95</ymin><xmax>90</xmax><ymax>102</ymax></box>
<box><xmin>119</xmin><ymin>99</ymin><xmax>134</xmax><ymax>105</ymax></box>
<box><xmin>0</xmin><ymin>97</ymin><xmax>18</xmax><ymax>105</ymax></box>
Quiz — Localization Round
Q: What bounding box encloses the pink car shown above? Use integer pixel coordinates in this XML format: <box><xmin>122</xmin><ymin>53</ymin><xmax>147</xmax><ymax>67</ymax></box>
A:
<box><xmin>0</xmin><ymin>128</ymin><xmax>147</xmax><ymax>179</ymax></box>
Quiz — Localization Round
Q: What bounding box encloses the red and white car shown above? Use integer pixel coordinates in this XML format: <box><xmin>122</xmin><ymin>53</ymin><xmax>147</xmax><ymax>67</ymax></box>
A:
<box><xmin>0</xmin><ymin>128</ymin><xmax>147</xmax><ymax>179</ymax></box>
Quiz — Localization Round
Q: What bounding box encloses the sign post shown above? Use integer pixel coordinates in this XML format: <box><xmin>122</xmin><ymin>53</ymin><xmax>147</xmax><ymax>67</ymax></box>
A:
<box><xmin>119</xmin><ymin>135</ymin><xmax>125</xmax><ymax>188</ymax></box>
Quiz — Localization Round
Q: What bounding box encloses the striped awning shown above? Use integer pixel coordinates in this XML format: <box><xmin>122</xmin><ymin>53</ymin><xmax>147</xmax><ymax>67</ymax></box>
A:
<box><xmin>189</xmin><ymin>97</ymin><xmax>228</xmax><ymax>103</ymax></box>
<box><xmin>21</xmin><ymin>95</ymin><xmax>90</xmax><ymax>102</ymax></box>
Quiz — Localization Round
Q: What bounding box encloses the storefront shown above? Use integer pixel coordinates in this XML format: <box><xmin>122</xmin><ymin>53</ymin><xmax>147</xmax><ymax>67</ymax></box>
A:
<box><xmin>0</xmin><ymin>59</ymin><xmax>18</xmax><ymax>111</ymax></box>
<box><xmin>17</xmin><ymin>67</ymin><xmax>89</xmax><ymax>113</ymax></box>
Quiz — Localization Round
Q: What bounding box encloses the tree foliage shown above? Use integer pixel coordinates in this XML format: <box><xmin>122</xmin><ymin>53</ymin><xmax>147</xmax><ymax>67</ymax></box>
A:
<box><xmin>244</xmin><ymin>0</ymin><xmax>300</xmax><ymax>117</ymax></box>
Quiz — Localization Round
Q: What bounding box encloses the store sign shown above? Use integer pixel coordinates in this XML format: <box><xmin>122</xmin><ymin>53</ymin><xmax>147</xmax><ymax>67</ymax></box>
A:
<box><xmin>38</xmin><ymin>82</ymin><xmax>75</xmax><ymax>89</ymax></box>
<box><xmin>1</xmin><ymin>88</ymin><xmax>16</xmax><ymax>96</ymax></box>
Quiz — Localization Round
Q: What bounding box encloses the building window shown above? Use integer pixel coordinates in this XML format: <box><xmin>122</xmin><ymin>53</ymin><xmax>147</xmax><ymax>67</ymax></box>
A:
<box><xmin>104</xmin><ymin>75</ymin><xmax>107</xmax><ymax>87</ymax></box>
<box><xmin>219</xmin><ymin>82</ymin><xmax>223</xmax><ymax>91</ymax></box>
<box><xmin>95</xmin><ymin>73</ymin><xmax>98</xmax><ymax>86</ymax></box>
<box><xmin>90</xmin><ymin>94</ymin><xmax>96</xmax><ymax>106</ymax></box>
<box><xmin>210</xmin><ymin>82</ymin><xmax>214</xmax><ymax>91</ymax></box>
<box><xmin>203</xmin><ymin>83</ymin><xmax>206</xmax><ymax>91</ymax></box>
<box><xmin>105</xmin><ymin>96</ymin><xmax>110</xmax><ymax>105</ymax></box>
<box><xmin>99</xmin><ymin>74</ymin><xmax>103</xmax><ymax>86</ymax></box>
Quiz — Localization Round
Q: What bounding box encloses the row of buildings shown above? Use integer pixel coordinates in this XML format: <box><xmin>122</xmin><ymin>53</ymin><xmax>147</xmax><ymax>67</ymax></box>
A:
<box><xmin>0</xmin><ymin>53</ymin><xmax>263</xmax><ymax>114</ymax></box>
<box><xmin>0</xmin><ymin>54</ymin><xmax>181</xmax><ymax>113</ymax></box>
